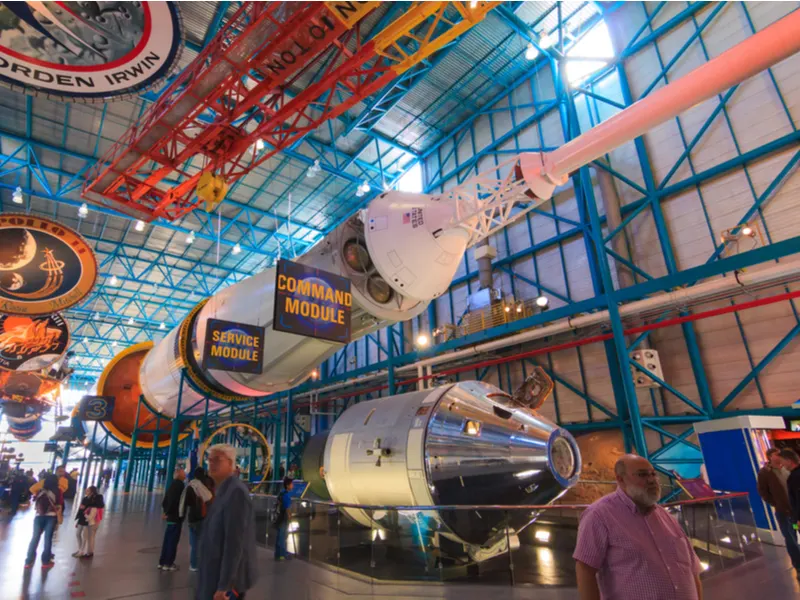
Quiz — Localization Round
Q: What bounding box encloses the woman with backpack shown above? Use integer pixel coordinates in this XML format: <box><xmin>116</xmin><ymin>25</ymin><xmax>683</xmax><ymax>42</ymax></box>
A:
<box><xmin>24</xmin><ymin>475</ymin><xmax>62</xmax><ymax>569</ymax></box>
<box><xmin>179</xmin><ymin>467</ymin><xmax>213</xmax><ymax>572</ymax></box>
<box><xmin>73</xmin><ymin>486</ymin><xmax>105</xmax><ymax>558</ymax></box>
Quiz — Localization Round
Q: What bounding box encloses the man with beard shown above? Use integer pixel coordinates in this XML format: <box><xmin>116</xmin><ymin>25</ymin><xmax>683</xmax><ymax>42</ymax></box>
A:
<box><xmin>573</xmin><ymin>455</ymin><xmax>704</xmax><ymax>600</ymax></box>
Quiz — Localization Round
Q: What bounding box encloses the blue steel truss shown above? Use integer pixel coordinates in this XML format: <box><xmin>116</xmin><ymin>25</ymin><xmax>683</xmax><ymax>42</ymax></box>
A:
<box><xmin>2</xmin><ymin>2</ymin><xmax>800</xmax><ymax>479</ymax></box>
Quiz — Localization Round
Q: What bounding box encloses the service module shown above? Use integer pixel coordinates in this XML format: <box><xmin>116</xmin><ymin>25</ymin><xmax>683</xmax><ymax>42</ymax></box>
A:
<box><xmin>202</xmin><ymin>318</ymin><xmax>266</xmax><ymax>375</ymax></box>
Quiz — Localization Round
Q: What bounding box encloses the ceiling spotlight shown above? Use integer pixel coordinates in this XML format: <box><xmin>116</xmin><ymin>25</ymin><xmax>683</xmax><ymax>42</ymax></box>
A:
<box><xmin>78</xmin><ymin>202</ymin><xmax>89</xmax><ymax>218</ymax></box>
<box><xmin>516</xmin><ymin>304</ymin><xmax>523</xmax><ymax>313</ymax></box>
<box><xmin>310</xmin><ymin>369</ymin><xmax>319</xmax><ymax>379</ymax></box>
<box><xmin>306</xmin><ymin>159</ymin><xmax>321</xmax><ymax>179</ymax></box>
<box><xmin>356</xmin><ymin>181</ymin><xmax>371</xmax><ymax>197</ymax></box>
<box><xmin>159</xmin><ymin>322</ymin><xmax>166</xmax><ymax>330</ymax></box>
<box><xmin>92</xmin><ymin>312</ymin><xmax>100</xmax><ymax>320</ymax></box>
<box><xmin>109</xmin><ymin>275</ymin><xmax>118</xmax><ymax>286</ymax></box>
<box><xmin>185</xmin><ymin>230</ymin><xmax>195</xmax><ymax>244</ymax></box>
<box><xmin>535</xmin><ymin>295</ymin><xmax>549</xmax><ymax>308</ymax></box>
<box><xmin>539</xmin><ymin>30</ymin><xmax>554</xmax><ymax>49</ymax></box>
<box><xmin>232</xmin><ymin>243</ymin><xmax>242</xmax><ymax>255</ymax></box>
<box><xmin>741</xmin><ymin>226</ymin><xmax>754</xmax><ymax>236</ymax></box>
<box><xmin>255</xmin><ymin>138</ymin><xmax>265</xmax><ymax>152</ymax></box>
<box><xmin>525</xmin><ymin>43</ymin><xmax>539</xmax><ymax>60</ymax></box>
<box><xmin>12</xmin><ymin>186</ymin><xmax>23</xmax><ymax>204</ymax></box>
<box><xmin>112</xmin><ymin>341</ymin><xmax>118</xmax><ymax>348</ymax></box>
<box><xmin>504</xmin><ymin>305</ymin><xmax>511</xmax><ymax>313</ymax></box>
<box><xmin>127</xmin><ymin>317</ymin><xmax>135</xmax><ymax>326</ymax></box>
<box><xmin>416</xmin><ymin>334</ymin><xmax>429</xmax><ymax>347</ymax></box>
<box><xmin>134</xmin><ymin>219</ymin><xmax>146</xmax><ymax>232</ymax></box>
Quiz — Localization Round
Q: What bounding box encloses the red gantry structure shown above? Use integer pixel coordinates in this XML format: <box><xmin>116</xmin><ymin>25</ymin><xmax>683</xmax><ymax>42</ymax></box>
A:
<box><xmin>82</xmin><ymin>1</ymin><xmax>497</xmax><ymax>222</ymax></box>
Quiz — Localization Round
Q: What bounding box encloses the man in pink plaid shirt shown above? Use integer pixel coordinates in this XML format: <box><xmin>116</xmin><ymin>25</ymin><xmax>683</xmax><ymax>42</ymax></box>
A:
<box><xmin>573</xmin><ymin>454</ymin><xmax>704</xmax><ymax>600</ymax></box>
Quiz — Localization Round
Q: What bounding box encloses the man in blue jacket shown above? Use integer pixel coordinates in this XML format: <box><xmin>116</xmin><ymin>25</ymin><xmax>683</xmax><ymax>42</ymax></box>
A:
<box><xmin>196</xmin><ymin>444</ymin><xmax>258</xmax><ymax>600</ymax></box>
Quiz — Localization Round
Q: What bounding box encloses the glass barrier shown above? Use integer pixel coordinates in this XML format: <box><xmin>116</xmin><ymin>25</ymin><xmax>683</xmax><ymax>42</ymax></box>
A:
<box><xmin>251</xmin><ymin>491</ymin><xmax>760</xmax><ymax>587</ymax></box>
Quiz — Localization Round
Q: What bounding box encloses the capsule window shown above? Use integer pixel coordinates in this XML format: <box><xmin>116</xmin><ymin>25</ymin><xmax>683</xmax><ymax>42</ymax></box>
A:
<box><xmin>462</xmin><ymin>420</ymin><xmax>482</xmax><ymax>437</ymax></box>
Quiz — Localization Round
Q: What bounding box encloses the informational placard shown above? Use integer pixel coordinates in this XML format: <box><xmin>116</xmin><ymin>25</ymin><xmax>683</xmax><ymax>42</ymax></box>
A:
<box><xmin>0</xmin><ymin>313</ymin><xmax>70</xmax><ymax>371</ymax></box>
<box><xmin>202</xmin><ymin>319</ymin><xmax>265</xmax><ymax>375</ymax></box>
<box><xmin>78</xmin><ymin>395</ymin><xmax>115</xmax><ymax>421</ymax></box>
<box><xmin>273</xmin><ymin>259</ymin><xmax>352</xmax><ymax>344</ymax></box>
<box><xmin>0</xmin><ymin>2</ymin><xmax>183</xmax><ymax>102</ymax></box>
<box><xmin>0</xmin><ymin>214</ymin><xmax>97</xmax><ymax>315</ymax></box>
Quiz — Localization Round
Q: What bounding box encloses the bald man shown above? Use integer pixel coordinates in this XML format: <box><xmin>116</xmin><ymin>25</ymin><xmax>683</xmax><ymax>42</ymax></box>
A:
<box><xmin>573</xmin><ymin>455</ymin><xmax>703</xmax><ymax>600</ymax></box>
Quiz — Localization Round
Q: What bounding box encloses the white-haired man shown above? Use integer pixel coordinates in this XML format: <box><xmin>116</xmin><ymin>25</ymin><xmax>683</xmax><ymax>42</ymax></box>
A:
<box><xmin>196</xmin><ymin>444</ymin><xmax>258</xmax><ymax>600</ymax></box>
<box><xmin>574</xmin><ymin>454</ymin><xmax>704</xmax><ymax>600</ymax></box>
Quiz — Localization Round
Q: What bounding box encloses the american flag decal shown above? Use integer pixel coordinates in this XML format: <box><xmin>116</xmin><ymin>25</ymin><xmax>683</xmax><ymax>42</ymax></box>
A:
<box><xmin>403</xmin><ymin>212</ymin><xmax>411</xmax><ymax>224</ymax></box>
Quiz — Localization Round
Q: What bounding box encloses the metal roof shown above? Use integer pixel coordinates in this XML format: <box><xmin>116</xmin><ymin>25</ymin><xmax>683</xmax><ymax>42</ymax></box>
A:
<box><xmin>0</xmin><ymin>1</ymin><xmax>602</xmax><ymax>386</ymax></box>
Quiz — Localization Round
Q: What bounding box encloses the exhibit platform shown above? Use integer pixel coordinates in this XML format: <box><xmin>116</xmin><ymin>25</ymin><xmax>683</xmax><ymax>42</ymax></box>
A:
<box><xmin>0</xmin><ymin>488</ymin><xmax>797</xmax><ymax>599</ymax></box>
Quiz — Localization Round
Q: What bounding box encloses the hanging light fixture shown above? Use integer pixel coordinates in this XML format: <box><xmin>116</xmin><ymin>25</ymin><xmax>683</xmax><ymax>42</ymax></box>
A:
<box><xmin>159</xmin><ymin>322</ymin><xmax>166</xmax><ymax>330</ymax></box>
<box><xmin>134</xmin><ymin>219</ymin><xmax>146</xmax><ymax>232</ymax></box>
<box><xmin>416</xmin><ymin>334</ymin><xmax>429</xmax><ymax>347</ymax></box>
<box><xmin>535</xmin><ymin>295</ymin><xmax>549</xmax><ymax>308</ymax></box>
<box><xmin>306</xmin><ymin>159</ymin><xmax>321</xmax><ymax>179</ymax></box>
<box><xmin>92</xmin><ymin>312</ymin><xmax>100</xmax><ymax>320</ymax></box>
<box><xmin>109</xmin><ymin>275</ymin><xmax>118</xmax><ymax>286</ymax></box>
<box><xmin>232</xmin><ymin>243</ymin><xmax>242</xmax><ymax>255</ymax></box>
<box><xmin>185</xmin><ymin>230</ymin><xmax>195</xmax><ymax>244</ymax></box>
<box><xmin>539</xmin><ymin>30</ymin><xmax>554</xmax><ymax>49</ymax></box>
<box><xmin>78</xmin><ymin>203</ymin><xmax>89</xmax><ymax>218</ymax></box>
<box><xmin>127</xmin><ymin>317</ymin><xmax>135</xmax><ymax>326</ymax></box>
<box><xmin>112</xmin><ymin>341</ymin><xmax>118</xmax><ymax>348</ymax></box>
<box><xmin>12</xmin><ymin>186</ymin><xmax>23</xmax><ymax>204</ymax></box>
<box><xmin>255</xmin><ymin>138</ymin><xmax>265</xmax><ymax>152</ymax></box>
<box><xmin>469</xmin><ymin>0</ymin><xmax>478</xmax><ymax>8</ymax></box>
<box><xmin>525</xmin><ymin>43</ymin><xmax>539</xmax><ymax>60</ymax></box>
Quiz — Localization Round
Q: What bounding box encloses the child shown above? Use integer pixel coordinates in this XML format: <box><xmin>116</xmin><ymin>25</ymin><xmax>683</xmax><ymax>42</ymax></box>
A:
<box><xmin>73</xmin><ymin>486</ymin><xmax>105</xmax><ymax>558</ymax></box>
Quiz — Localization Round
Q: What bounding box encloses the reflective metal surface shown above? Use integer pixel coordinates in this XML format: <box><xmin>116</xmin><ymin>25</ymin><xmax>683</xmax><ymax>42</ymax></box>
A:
<box><xmin>425</xmin><ymin>381</ymin><xmax>580</xmax><ymax>544</ymax></box>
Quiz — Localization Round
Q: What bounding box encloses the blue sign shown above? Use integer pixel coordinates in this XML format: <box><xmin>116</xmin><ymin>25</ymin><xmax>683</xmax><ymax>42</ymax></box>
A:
<box><xmin>78</xmin><ymin>395</ymin><xmax>115</xmax><ymax>421</ymax></box>
<box><xmin>202</xmin><ymin>319</ymin><xmax>265</xmax><ymax>375</ymax></box>
<box><xmin>273</xmin><ymin>260</ymin><xmax>352</xmax><ymax>343</ymax></box>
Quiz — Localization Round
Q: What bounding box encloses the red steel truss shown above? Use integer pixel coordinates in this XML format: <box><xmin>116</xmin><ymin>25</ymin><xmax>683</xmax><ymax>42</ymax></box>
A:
<box><xmin>83</xmin><ymin>1</ymin><xmax>493</xmax><ymax>222</ymax></box>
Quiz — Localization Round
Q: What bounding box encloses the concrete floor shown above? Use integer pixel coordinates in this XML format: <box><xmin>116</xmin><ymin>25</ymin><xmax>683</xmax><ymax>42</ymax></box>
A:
<box><xmin>1</xmin><ymin>487</ymin><xmax>798</xmax><ymax>600</ymax></box>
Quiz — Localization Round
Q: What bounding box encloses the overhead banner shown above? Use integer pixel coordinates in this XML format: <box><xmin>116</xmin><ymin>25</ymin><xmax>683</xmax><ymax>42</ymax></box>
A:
<box><xmin>78</xmin><ymin>395</ymin><xmax>115</xmax><ymax>421</ymax></box>
<box><xmin>0</xmin><ymin>214</ymin><xmax>97</xmax><ymax>315</ymax></box>
<box><xmin>0</xmin><ymin>313</ymin><xmax>69</xmax><ymax>371</ymax></box>
<box><xmin>0</xmin><ymin>1</ymin><xmax>183</xmax><ymax>102</ymax></box>
<box><xmin>202</xmin><ymin>319</ymin><xmax>265</xmax><ymax>375</ymax></box>
<box><xmin>273</xmin><ymin>259</ymin><xmax>352</xmax><ymax>344</ymax></box>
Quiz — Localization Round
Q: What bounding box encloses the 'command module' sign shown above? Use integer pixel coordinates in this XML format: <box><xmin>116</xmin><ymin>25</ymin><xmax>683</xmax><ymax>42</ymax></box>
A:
<box><xmin>78</xmin><ymin>396</ymin><xmax>115</xmax><ymax>421</ymax></box>
<box><xmin>202</xmin><ymin>319</ymin><xmax>265</xmax><ymax>375</ymax></box>
<box><xmin>273</xmin><ymin>260</ymin><xmax>352</xmax><ymax>344</ymax></box>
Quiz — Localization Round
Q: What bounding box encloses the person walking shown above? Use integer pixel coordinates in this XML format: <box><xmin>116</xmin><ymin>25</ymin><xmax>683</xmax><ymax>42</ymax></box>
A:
<box><xmin>24</xmin><ymin>475</ymin><xmax>62</xmax><ymax>569</ymax></box>
<box><xmin>158</xmin><ymin>468</ymin><xmax>186</xmax><ymax>571</ymax></box>
<box><xmin>274</xmin><ymin>477</ymin><xmax>293</xmax><ymax>561</ymax></box>
<box><xmin>574</xmin><ymin>454</ymin><xmax>704</xmax><ymax>600</ymax></box>
<box><xmin>780</xmin><ymin>450</ymin><xmax>800</xmax><ymax>527</ymax></box>
<box><xmin>73</xmin><ymin>486</ymin><xmax>105</xmax><ymax>558</ymax></box>
<box><xmin>196</xmin><ymin>444</ymin><xmax>258</xmax><ymax>600</ymax></box>
<box><xmin>757</xmin><ymin>447</ymin><xmax>800</xmax><ymax>574</ymax></box>
<box><xmin>180</xmin><ymin>467</ymin><xmax>213</xmax><ymax>572</ymax></box>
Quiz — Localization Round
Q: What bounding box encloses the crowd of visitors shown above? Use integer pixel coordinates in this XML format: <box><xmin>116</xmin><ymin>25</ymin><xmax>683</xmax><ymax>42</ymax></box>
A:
<box><xmin>156</xmin><ymin>444</ymin><xmax>260</xmax><ymax>599</ymax></box>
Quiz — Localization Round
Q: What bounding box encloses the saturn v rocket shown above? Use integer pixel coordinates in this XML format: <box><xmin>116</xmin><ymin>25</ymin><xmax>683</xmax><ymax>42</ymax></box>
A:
<box><xmin>92</xmin><ymin>8</ymin><xmax>800</xmax><ymax>543</ymax></box>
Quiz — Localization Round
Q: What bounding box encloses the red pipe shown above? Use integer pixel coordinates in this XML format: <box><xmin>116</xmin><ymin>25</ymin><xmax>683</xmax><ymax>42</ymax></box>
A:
<box><xmin>282</xmin><ymin>289</ymin><xmax>800</xmax><ymax>412</ymax></box>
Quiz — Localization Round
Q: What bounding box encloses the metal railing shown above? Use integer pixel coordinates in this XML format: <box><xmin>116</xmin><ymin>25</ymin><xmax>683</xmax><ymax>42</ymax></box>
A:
<box><xmin>251</xmin><ymin>491</ymin><xmax>761</xmax><ymax>587</ymax></box>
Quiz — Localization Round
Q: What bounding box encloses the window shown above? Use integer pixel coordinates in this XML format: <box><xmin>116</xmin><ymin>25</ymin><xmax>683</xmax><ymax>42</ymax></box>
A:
<box><xmin>398</xmin><ymin>162</ymin><xmax>424</xmax><ymax>193</ymax></box>
<box><xmin>566</xmin><ymin>20</ymin><xmax>615</xmax><ymax>86</ymax></box>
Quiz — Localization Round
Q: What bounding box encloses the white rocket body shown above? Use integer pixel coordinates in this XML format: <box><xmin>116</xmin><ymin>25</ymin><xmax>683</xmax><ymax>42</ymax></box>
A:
<box><xmin>139</xmin><ymin>192</ymin><xmax>462</xmax><ymax>417</ymax></box>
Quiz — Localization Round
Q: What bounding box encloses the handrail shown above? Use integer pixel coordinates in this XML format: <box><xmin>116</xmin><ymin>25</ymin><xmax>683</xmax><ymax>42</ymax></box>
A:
<box><xmin>251</xmin><ymin>490</ymin><xmax>749</xmax><ymax>512</ymax></box>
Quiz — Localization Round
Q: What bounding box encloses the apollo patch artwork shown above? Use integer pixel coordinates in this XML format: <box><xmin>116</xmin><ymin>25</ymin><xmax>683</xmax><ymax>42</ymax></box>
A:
<box><xmin>0</xmin><ymin>1</ymin><xmax>182</xmax><ymax>102</ymax></box>
<box><xmin>0</xmin><ymin>214</ymin><xmax>97</xmax><ymax>315</ymax></box>
<box><xmin>0</xmin><ymin>313</ymin><xmax>70</xmax><ymax>371</ymax></box>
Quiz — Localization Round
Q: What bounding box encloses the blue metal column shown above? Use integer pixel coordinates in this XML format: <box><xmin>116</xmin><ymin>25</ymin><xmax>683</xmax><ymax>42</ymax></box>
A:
<box><xmin>114</xmin><ymin>455</ymin><xmax>123</xmax><ymax>488</ymax></box>
<box><xmin>147</xmin><ymin>416</ymin><xmax>161</xmax><ymax>491</ymax></box>
<box><xmin>285</xmin><ymin>390</ymin><xmax>293</xmax><ymax>472</ymax></box>
<box><xmin>387</xmin><ymin>325</ymin><xmax>396</xmax><ymax>395</ymax></box>
<box><xmin>61</xmin><ymin>441</ymin><xmax>71</xmax><ymax>469</ymax></box>
<box><xmin>272</xmin><ymin>396</ymin><xmax>282</xmax><ymax>485</ymax></box>
<box><xmin>124</xmin><ymin>395</ymin><xmax>143</xmax><ymax>493</ymax></box>
<box><xmin>164</xmin><ymin>372</ymin><xmax>185</xmax><ymax>479</ymax></box>
<box><xmin>96</xmin><ymin>433</ymin><xmax>109</xmax><ymax>486</ymax></box>
<box><xmin>82</xmin><ymin>421</ymin><xmax>98</xmax><ymax>487</ymax></box>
